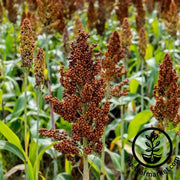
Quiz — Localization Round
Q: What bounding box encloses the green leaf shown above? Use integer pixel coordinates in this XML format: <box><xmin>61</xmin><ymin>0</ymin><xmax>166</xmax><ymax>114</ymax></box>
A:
<box><xmin>33</xmin><ymin>141</ymin><xmax>57</xmax><ymax>178</ymax></box>
<box><xmin>12</xmin><ymin>94</ymin><xmax>25</xmax><ymax>118</ymax></box>
<box><xmin>105</xmin><ymin>167</ymin><xmax>116</xmax><ymax>180</ymax></box>
<box><xmin>105</xmin><ymin>148</ymin><xmax>121</xmax><ymax>171</ymax></box>
<box><xmin>130</xmin><ymin>79</ymin><xmax>139</xmax><ymax>94</ymax></box>
<box><xmin>145</xmin><ymin>44</ymin><xmax>154</xmax><ymax>60</ymax></box>
<box><xmin>54</xmin><ymin>172</ymin><xmax>73</xmax><ymax>180</ymax></box>
<box><xmin>151</xmin><ymin>16</ymin><xmax>159</xmax><ymax>41</ymax></box>
<box><xmin>0</xmin><ymin>140</ymin><xmax>25</xmax><ymax>161</ymax></box>
<box><xmin>0</xmin><ymin>121</ymin><xmax>24</xmax><ymax>152</ymax></box>
<box><xmin>29</xmin><ymin>140</ymin><xmax>37</xmax><ymax>166</ymax></box>
<box><xmin>65</xmin><ymin>158</ymin><xmax>72</xmax><ymax>174</ymax></box>
<box><xmin>128</xmin><ymin>110</ymin><xmax>153</xmax><ymax>139</ymax></box>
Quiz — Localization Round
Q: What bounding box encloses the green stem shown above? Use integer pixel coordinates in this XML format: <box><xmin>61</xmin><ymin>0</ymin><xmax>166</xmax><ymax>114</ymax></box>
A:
<box><xmin>141</xmin><ymin>58</ymin><xmax>144</xmax><ymax>111</ymax></box>
<box><xmin>173</xmin><ymin>124</ymin><xmax>179</xmax><ymax>180</ymax></box>
<box><xmin>24</xmin><ymin>70</ymin><xmax>28</xmax><ymax>179</ymax></box>
<box><xmin>45</xmin><ymin>33</ymin><xmax>55</xmax><ymax>129</ymax></box>
<box><xmin>120</xmin><ymin>96</ymin><xmax>125</xmax><ymax>180</ymax></box>
<box><xmin>83</xmin><ymin>138</ymin><xmax>89</xmax><ymax>180</ymax></box>
<box><xmin>36</xmin><ymin>87</ymin><xmax>40</xmax><ymax>180</ymax></box>
<box><xmin>100</xmin><ymin>82</ymin><xmax>110</xmax><ymax>180</ymax></box>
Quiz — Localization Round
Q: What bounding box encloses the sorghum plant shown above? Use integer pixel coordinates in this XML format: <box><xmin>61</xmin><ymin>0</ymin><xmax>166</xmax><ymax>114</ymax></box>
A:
<box><xmin>120</xmin><ymin>18</ymin><xmax>133</xmax><ymax>57</ymax></box>
<box><xmin>6</xmin><ymin>0</ymin><xmax>18</xmax><ymax>24</ymax></box>
<box><xmin>159</xmin><ymin>0</ymin><xmax>171</xmax><ymax>19</ymax></box>
<box><xmin>150</xmin><ymin>54</ymin><xmax>180</xmax><ymax>128</ymax></box>
<box><xmin>73</xmin><ymin>17</ymin><xmax>84</xmax><ymax>37</ymax></box>
<box><xmin>37</xmin><ymin>0</ymin><xmax>65</xmax><ymax>33</ymax></box>
<box><xmin>39</xmin><ymin>31</ymin><xmax>110</xmax><ymax>180</ymax></box>
<box><xmin>145</xmin><ymin>0</ymin><xmax>155</xmax><ymax>14</ymax></box>
<box><xmin>135</xmin><ymin>0</ymin><xmax>145</xmax><ymax>32</ymax></box>
<box><xmin>150</xmin><ymin>54</ymin><xmax>180</xmax><ymax>180</ymax></box>
<box><xmin>101</xmin><ymin>30</ymin><xmax>129</xmax><ymax>180</ymax></box>
<box><xmin>87</xmin><ymin>0</ymin><xmax>97</xmax><ymax>30</ymax></box>
<box><xmin>175</xmin><ymin>0</ymin><xmax>180</xmax><ymax>11</ymax></box>
<box><xmin>165</xmin><ymin>1</ymin><xmax>179</xmax><ymax>40</ymax></box>
<box><xmin>96</xmin><ymin>0</ymin><xmax>106</xmax><ymax>35</ymax></box>
<box><xmin>21</xmin><ymin>11</ymin><xmax>37</xmax><ymax>40</ymax></box>
<box><xmin>34</xmin><ymin>48</ymin><xmax>45</xmax><ymax>180</ymax></box>
<box><xmin>116</xmin><ymin>0</ymin><xmax>131</xmax><ymax>24</ymax></box>
<box><xmin>138</xmin><ymin>28</ymin><xmax>147</xmax><ymax>111</ymax></box>
<box><xmin>27</xmin><ymin>0</ymin><xmax>37</xmax><ymax>11</ymax></box>
<box><xmin>20</xmin><ymin>17</ymin><xmax>35</xmax><ymax>178</ymax></box>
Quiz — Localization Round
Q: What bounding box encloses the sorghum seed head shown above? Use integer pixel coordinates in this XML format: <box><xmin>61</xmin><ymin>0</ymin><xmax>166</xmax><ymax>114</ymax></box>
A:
<box><xmin>87</xmin><ymin>0</ymin><xmax>97</xmax><ymax>30</ymax></box>
<box><xmin>135</xmin><ymin>0</ymin><xmax>145</xmax><ymax>31</ymax></box>
<box><xmin>120</xmin><ymin>18</ymin><xmax>133</xmax><ymax>56</ymax></box>
<box><xmin>150</xmin><ymin>54</ymin><xmax>180</xmax><ymax>127</ymax></box>
<box><xmin>34</xmin><ymin>48</ymin><xmax>45</xmax><ymax>87</ymax></box>
<box><xmin>138</xmin><ymin>28</ymin><xmax>147</xmax><ymax>59</ymax></box>
<box><xmin>165</xmin><ymin>1</ymin><xmax>179</xmax><ymax>40</ymax></box>
<box><xmin>20</xmin><ymin>18</ymin><xmax>35</xmax><ymax>69</ymax></box>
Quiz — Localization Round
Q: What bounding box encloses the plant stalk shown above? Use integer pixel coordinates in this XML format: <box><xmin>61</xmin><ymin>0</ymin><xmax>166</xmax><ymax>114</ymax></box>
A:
<box><xmin>100</xmin><ymin>82</ymin><xmax>110</xmax><ymax>180</ymax></box>
<box><xmin>36</xmin><ymin>86</ymin><xmax>40</xmax><ymax>180</ymax></box>
<box><xmin>24</xmin><ymin>70</ymin><xmax>29</xmax><ymax>179</ymax></box>
<box><xmin>45</xmin><ymin>33</ymin><xmax>55</xmax><ymax>129</ymax></box>
<box><xmin>141</xmin><ymin>58</ymin><xmax>144</xmax><ymax>111</ymax></box>
<box><xmin>83</xmin><ymin>138</ymin><xmax>89</xmax><ymax>180</ymax></box>
<box><xmin>120</xmin><ymin>96</ymin><xmax>125</xmax><ymax>180</ymax></box>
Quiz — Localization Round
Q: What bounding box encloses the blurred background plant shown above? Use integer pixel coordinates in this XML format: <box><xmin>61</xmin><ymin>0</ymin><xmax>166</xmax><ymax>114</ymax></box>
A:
<box><xmin>0</xmin><ymin>0</ymin><xmax>179</xmax><ymax>180</ymax></box>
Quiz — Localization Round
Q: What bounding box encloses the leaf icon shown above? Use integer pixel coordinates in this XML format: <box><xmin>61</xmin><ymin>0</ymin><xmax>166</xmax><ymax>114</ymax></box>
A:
<box><xmin>153</xmin><ymin>148</ymin><xmax>160</xmax><ymax>152</ymax></box>
<box><xmin>154</xmin><ymin>141</ymin><xmax>160</xmax><ymax>147</ymax></box>
<box><xmin>145</xmin><ymin>148</ymin><xmax>152</xmax><ymax>152</ymax></box>
<box><xmin>145</xmin><ymin>142</ymin><xmax>151</xmax><ymax>148</ymax></box>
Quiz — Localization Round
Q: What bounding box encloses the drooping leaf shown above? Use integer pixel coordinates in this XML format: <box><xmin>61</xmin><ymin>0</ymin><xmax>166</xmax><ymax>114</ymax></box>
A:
<box><xmin>0</xmin><ymin>140</ymin><xmax>25</xmax><ymax>161</ymax></box>
<box><xmin>0</xmin><ymin>121</ymin><xmax>24</xmax><ymax>153</ymax></box>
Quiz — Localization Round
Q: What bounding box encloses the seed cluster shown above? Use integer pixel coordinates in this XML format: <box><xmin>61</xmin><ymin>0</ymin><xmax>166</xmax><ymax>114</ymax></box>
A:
<box><xmin>20</xmin><ymin>18</ymin><xmax>35</xmax><ymax>69</ymax></box>
<box><xmin>34</xmin><ymin>49</ymin><xmax>45</xmax><ymax>87</ymax></box>
<box><xmin>87</xmin><ymin>0</ymin><xmax>97</xmax><ymax>30</ymax></box>
<box><xmin>21</xmin><ymin>11</ymin><xmax>37</xmax><ymax>39</ymax></box>
<box><xmin>6</xmin><ymin>0</ymin><xmax>18</xmax><ymax>24</ymax></box>
<box><xmin>101</xmin><ymin>30</ymin><xmax>129</xmax><ymax>98</ymax></box>
<box><xmin>37</xmin><ymin>0</ymin><xmax>65</xmax><ymax>33</ymax></box>
<box><xmin>39</xmin><ymin>31</ymin><xmax>110</xmax><ymax>160</ymax></box>
<box><xmin>150</xmin><ymin>54</ymin><xmax>180</xmax><ymax>127</ymax></box>
<box><xmin>165</xmin><ymin>1</ymin><xmax>179</xmax><ymax>40</ymax></box>
<box><xmin>135</xmin><ymin>0</ymin><xmax>145</xmax><ymax>31</ymax></box>
<box><xmin>138</xmin><ymin>28</ymin><xmax>147</xmax><ymax>59</ymax></box>
<box><xmin>120</xmin><ymin>18</ymin><xmax>132</xmax><ymax>56</ymax></box>
<box><xmin>74</xmin><ymin>18</ymin><xmax>84</xmax><ymax>37</ymax></box>
<box><xmin>116</xmin><ymin>0</ymin><xmax>131</xmax><ymax>24</ymax></box>
<box><xmin>96</xmin><ymin>0</ymin><xmax>106</xmax><ymax>35</ymax></box>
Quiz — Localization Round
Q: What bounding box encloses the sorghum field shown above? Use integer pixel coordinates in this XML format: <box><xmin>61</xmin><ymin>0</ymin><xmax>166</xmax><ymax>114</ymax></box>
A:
<box><xmin>0</xmin><ymin>0</ymin><xmax>180</xmax><ymax>180</ymax></box>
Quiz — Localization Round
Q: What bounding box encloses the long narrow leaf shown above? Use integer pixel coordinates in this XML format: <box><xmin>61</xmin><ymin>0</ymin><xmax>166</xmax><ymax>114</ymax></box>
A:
<box><xmin>0</xmin><ymin>121</ymin><xmax>24</xmax><ymax>153</ymax></box>
<box><xmin>0</xmin><ymin>140</ymin><xmax>25</xmax><ymax>161</ymax></box>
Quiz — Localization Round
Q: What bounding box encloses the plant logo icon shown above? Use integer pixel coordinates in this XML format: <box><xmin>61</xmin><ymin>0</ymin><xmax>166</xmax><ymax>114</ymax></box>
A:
<box><xmin>132</xmin><ymin>127</ymin><xmax>173</xmax><ymax>168</ymax></box>
<box><xmin>142</xmin><ymin>131</ymin><xmax>161</xmax><ymax>164</ymax></box>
